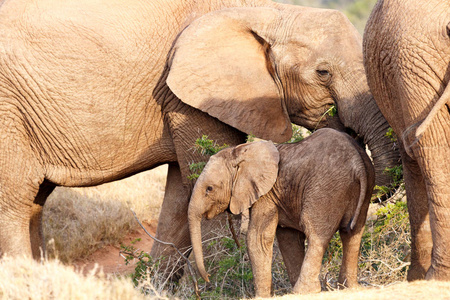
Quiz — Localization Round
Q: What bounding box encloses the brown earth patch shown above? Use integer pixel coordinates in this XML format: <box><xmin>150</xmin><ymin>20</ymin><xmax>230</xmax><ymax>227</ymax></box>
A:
<box><xmin>72</xmin><ymin>220</ymin><xmax>157</xmax><ymax>276</ymax></box>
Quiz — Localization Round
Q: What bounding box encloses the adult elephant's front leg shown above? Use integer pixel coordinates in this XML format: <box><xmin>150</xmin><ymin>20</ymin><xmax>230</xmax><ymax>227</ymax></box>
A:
<box><xmin>150</xmin><ymin>163</ymin><xmax>191</xmax><ymax>280</ymax></box>
<box><xmin>0</xmin><ymin>118</ymin><xmax>46</xmax><ymax>258</ymax></box>
<box><xmin>150</xmin><ymin>163</ymin><xmax>231</xmax><ymax>280</ymax></box>
<box><xmin>401</xmin><ymin>144</ymin><xmax>432</xmax><ymax>281</ymax></box>
<box><xmin>30</xmin><ymin>182</ymin><xmax>55</xmax><ymax>259</ymax></box>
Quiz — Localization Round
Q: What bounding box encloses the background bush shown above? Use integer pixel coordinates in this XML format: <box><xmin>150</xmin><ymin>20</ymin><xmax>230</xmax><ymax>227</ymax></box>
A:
<box><xmin>275</xmin><ymin>0</ymin><xmax>377</xmax><ymax>33</ymax></box>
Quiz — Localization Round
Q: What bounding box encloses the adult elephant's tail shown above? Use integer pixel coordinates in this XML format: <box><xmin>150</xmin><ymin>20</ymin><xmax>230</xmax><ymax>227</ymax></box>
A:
<box><xmin>416</xmin><ymin>82</ymin><xmax>450</xmax><ymax>139</ymax></box>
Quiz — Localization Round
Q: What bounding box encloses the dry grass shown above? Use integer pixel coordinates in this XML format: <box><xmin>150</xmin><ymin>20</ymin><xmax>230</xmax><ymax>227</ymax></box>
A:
<box><xmin>0</xmin><ymin>257</ymin><xmax>160</xmax><ymax>300</ymax></box>
<box><xmin>43</xmin><ymin>165</ymin><xmax>167</xmax><ymax>262</ymax></box>
<box><xmin>320</xmin><ymin>199</ymin><xmax>410</xmax><ymax>289</ymax></box>
<box><xmin>268</xmin><ymin>281</ymin><xmax>450</xmax><ymax>300</ymax></box>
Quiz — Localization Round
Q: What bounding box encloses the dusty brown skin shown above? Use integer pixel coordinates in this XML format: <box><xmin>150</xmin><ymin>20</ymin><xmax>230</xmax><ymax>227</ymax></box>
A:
<box><xmin>188</xmin><ymin>129</ymin><xmax>375</xmax><ymax>297</ymax></box>
<box><xmin>364</xmin><ymin>0</ymin><xmax>450</xmax><ymax>281</ymax></box>
<box><xmin>0</xmin><ymin>0</ymin><xmax>397</xmax><ymax>274</ymax></box>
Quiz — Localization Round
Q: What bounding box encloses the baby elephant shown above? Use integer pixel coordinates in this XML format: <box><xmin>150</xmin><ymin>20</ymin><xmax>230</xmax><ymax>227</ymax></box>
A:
<box><xmin>188</xmin><ymin>128</ymin><xmax>375</xmax><ymax>297</ymax></box>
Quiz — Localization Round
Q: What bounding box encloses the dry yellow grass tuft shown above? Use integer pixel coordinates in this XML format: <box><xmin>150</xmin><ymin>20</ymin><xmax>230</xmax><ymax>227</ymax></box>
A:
<box><xmin>0</xmin><ymin>257</ymin><xmax>158</xmax><ymax>300</ymax></box>
<box><xmin>43</xmin><ymin>165</ymin><xmax>168</xmax><ymax>263</ymax></box>
<box><xmin>268</xmin><ymin>281</ymin><xmax>450</xmax><ymax>300</ymax></box>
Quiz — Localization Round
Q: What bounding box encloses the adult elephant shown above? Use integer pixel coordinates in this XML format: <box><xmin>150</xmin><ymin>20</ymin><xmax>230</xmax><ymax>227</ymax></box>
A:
<box><xmin>0</xmin><ymin>0</ymin><xmax>398</xmax><ymax>270</ymax></box>
<box><xmin>364</xmin><ymin>0</ymin><xmax>450</xmax><ymax>280</ymax></box>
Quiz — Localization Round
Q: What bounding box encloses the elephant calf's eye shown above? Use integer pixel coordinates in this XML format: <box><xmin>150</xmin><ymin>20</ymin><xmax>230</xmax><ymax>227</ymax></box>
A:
<box><xmin>206</xmin><ymin>186</ymin><xmax>213</xmax><ymax>192</ymax></box>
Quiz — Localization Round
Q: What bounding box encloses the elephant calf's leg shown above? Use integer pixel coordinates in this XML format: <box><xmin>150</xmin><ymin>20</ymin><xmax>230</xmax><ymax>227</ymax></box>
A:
<box><xmin>293</xmin><ymin>236</ymin><xmax>329</xmax><ymax>294</ymax></box>
<box><xmin>247</xmin><ymin>200</ymin><xmax>278</xmax><ymax>298</ymax></box>
<box><xmin>338</xmin><ymin>193</ymin><xmax>369</xmax><ymax>288</ymax></box>
<box><xmin>338</xmin><ymin>226</ymin><xmax>364</xmax><ymax>288</ymax></box>
<box><xmin>276</xmin><ymin>227</ymin><xmax>305</xmax><ymax>286</ymax></box>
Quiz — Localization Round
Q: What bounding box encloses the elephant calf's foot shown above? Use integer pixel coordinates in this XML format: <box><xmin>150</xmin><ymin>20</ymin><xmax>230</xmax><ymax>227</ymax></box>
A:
<box><xmin>407</xmin><ymin>262</ymin><xmax>428</xmax><ymax>281</ymax></box>
<box><xmin>337</xmin><ymin>276</ymin><xmax>359</xmax><ymax>289</ymax></box>
<box><xmin>425</xmin><ymin>265</ymin><xmax>450</xmax><ymax>281</ymax></box>
<box><xmin>292</xmin><ymin>279</ymin><xmax>321</xmax><ymax>294</ymax></box>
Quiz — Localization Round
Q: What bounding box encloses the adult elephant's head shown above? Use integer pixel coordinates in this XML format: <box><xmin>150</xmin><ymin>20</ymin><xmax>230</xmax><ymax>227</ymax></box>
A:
<box><xmin>167</xmin><ymin>6</ymin><xmax>399</xmax><ymax>186</ymax></box>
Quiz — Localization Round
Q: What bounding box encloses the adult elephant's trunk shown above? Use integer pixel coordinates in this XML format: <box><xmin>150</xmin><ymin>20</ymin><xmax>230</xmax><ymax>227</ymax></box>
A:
<box><xmin>359</xmin><ymin>96</ymin><xmax>400</xmax><ymax>187</ymax></box>
<box><xmin>337</xmin><ymin>69</ymin><xmax>400</xmax><ymax>187</ymax></box>
<box><xmin>188</xmin><ymin>200</ymin><xmax>210</xmax><ymax>282</ymax></box>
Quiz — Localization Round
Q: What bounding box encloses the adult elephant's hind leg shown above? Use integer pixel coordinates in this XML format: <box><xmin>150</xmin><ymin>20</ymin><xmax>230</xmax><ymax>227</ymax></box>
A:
<box><xmin>0</xmin><ymin>121</ymin><xmax>45</xmax><ymax>258</ymax></box>
<box><xmin>416</xmin><ymin>142</ymin><xmax>450</xmax><ymax>280</ymax></box>
<box><xmin>401</xmin><ymin>144</ymin><xmax>432</xmax><ymax>281</ymax></box>
<box><xmin>30</xmin><ymin>182</ymin><xmax>55</xmax><ymax>259</ymax></box>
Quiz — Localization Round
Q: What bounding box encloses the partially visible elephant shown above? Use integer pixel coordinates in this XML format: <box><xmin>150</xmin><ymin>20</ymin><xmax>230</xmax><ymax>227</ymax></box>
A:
<box><xmin>364</xmin><ymin>0</ymin><xmax>450</xmax><ymax>281</ymax></box>
<box><xmin>0</xmin><ymin>0</ymin><xmax>398</xmax><ymax>274</ymax></box>
<box><xmin>188</xmin><ymin>129</ymin><xmax>375</xmax><ymax>297</ymax></box>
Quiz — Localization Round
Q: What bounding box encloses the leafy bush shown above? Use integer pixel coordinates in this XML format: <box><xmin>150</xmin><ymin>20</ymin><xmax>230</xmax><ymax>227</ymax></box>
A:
<box><xmin>322</xmin><ymin>201</ymin><xmax>410</xmax><ymax>288</ymax></box>
<box><xmin>373</xmin><ymin>127</ymin><xmax>403</xmax><ymax>201</ymax></box>
<box><xmin>197</xmin><ymin>236</ymin><xmax>254</xmax><ymax>299</ymax></box>
<box><xmin>120</xmin><ymin>239</ymin><xmax>183</xmax><ymax>298</ymax></box>
<box><xmin>187</xmin><ymin>135</ymin><xmax>228</xmax><ymax>180</ymax></box>
<box><xmin>120</xmin><ymin>219</ymin><xmax>290</xmax><ymax>299</ymax></box>
<box><xmin>287</xmin><ymin>124</ymin><xmax>310</xmax><ymax>143</ymax></box>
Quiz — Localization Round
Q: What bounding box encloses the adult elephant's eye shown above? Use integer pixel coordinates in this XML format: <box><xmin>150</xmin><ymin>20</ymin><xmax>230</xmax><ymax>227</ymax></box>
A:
<box><xmin>316</xmin><ymin>69</ymin><xmax>330</xmax><ymax>77</ymax></box>
<box><xmin>316</xmin><ymin>69</ymin><xmax>332</xmax><ymax>84</ymax></box>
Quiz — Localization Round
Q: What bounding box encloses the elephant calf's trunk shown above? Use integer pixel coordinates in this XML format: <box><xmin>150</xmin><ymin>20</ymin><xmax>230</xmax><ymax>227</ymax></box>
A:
<box><xmin>188</xmin><ymin>210</ymin><xmax>210</xmax><ymax>282</ymax></box>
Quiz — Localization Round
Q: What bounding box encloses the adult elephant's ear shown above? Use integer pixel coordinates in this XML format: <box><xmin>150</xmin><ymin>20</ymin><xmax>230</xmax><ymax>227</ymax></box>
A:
<box><xmin>228</xmin><ymin>141</ymin><xmax>279</xmax><ymax>215</ymax></box>
<box><xmin>166</xmin><ymin>7</ymin><xmax>292</xmax><ymax>143</ymax></box>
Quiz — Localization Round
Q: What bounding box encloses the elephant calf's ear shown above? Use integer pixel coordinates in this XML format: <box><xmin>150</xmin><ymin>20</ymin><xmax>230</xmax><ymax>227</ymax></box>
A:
<box><xmin>229</xmin><ymin>141</ymin><xmax>279</xmax><ymax>215</ymax></box>
<box><xmin>166</xmin><ymin>7</ymin><xmax>292</xmax><ymax>143</ymax></box>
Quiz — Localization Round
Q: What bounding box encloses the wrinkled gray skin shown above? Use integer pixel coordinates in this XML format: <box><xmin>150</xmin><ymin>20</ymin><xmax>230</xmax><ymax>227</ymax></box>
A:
<box><xmin>0</xmin><ymin>0</ymin><xmax>397</xmax><ymax>276</ymax></box>
<box><xmin>189</xmin><ymin>129</ymin><xmax>375</xmax><ymax>297</ymax></box>
<box><xmin>364</xmin><ymin>0</ymin><xmax>450</xmax><ymax>281</ymax></box>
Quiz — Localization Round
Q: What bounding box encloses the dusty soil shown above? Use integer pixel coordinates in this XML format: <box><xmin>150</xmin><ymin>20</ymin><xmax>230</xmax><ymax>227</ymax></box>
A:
<box><xmin>72</xmin><ymin>220</ymin><xmax>157</xmax><ymax>276</ymax></box>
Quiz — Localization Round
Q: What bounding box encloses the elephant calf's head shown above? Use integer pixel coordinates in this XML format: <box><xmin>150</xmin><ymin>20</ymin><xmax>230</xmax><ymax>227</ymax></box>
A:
<box><xmin>188</xmin><ymin>141</ymin><xmax>279</xmax><ymax>282</ymax></box>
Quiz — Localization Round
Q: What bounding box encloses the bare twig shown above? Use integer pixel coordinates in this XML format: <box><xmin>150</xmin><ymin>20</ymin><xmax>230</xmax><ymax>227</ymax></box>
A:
<box><xmin>129</xmin><ymin>209</ymin><xmax>201</xmax><ymax>300</ymax></box>
<box><xmin>362</xmin><ymin>259</ymin><xmax>410</xmax><ymax>273</ymax></box>
<box><xmin>227</xmin><ymin>213</ymin><xmax>241</xmax><ymax>248</ymax></box>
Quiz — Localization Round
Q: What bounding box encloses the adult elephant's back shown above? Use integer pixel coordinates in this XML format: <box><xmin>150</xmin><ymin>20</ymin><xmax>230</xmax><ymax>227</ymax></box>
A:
<box><xmin>0</xmin><ymin>0</ymin><xmax>197</xmax><ymax>186</ymax></box>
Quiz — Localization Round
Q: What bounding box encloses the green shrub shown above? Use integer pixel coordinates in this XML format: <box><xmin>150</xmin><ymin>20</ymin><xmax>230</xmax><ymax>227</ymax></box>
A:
<box><xmin>287</xmin><ymin>124</ymin><xmax>310</xmax><ymax>143</ymax></box>
<box><xmin>373</xmin><ymin>127</ymin><xmax>403</xmax><ymax>200</ymax></box>
<box><xmin>322</xmin><ymin>201</ymin><xmax>410</xmax><ymax>288</ymax></box>
<box><xmin>187</xmin><ymin>135</ymin><xmax>228</xmax><ymax>180</ymax></box>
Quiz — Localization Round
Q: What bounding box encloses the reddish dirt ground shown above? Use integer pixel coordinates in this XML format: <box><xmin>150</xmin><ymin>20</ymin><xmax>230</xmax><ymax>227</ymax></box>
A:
<box><xmin>73</xmin><ymin>220</ymin><xmax>157</xmax><ymax>275</ymax></box>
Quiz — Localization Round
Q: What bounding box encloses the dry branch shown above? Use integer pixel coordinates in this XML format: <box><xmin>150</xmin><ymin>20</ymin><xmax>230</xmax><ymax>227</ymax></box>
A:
<box><xmin>129</xmin><ymin>209</ymin><xmax>201</xmax><ymax>300</ymax></box>
<box><xmin>227</xmin><ymin>213</ymin><xmax>241</xmax><ymax>248</ymax></box>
